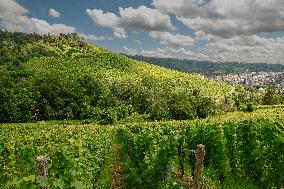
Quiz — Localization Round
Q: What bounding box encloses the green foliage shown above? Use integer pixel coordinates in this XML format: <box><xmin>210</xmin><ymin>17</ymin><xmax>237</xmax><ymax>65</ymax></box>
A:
<box><xmin>242</xmin><ymin>103</ymin><xmax>254</xmax><ymax>112</ymax></box>
<box><xmin>116</xmin><ymin>117</ymin><xmax>284</xmax><ymax>188</ymax></box>
<box><xmin>0</xmin><ymin>108</ymin><xmax>283</xmax><ymax>188</ymax></box>
<box><xmin>231</xmin><ymin>86</ymin><xmax>256</xmax><ymax>112</ymax></box>
<box><xmin>215</xmin><ymin>85</ymin><xmax>256</xmax><ymax>113</ymax></box>
<box><xmin>215</xmin><ymin>174</ymin><xmax>260</xmax><ymax>189</ymax></box>
<box><xmin>100</xmin><ymin>105</ymin><xmax>129</xmax><ymax>124</ymax></box>
<box><xmin>262</xmin><ymin>86</ymin><xmax>284</xmax><ymax>105</ymax></box>
<box><xmin>0</xmin><ymin>31</ymin><xmax>232</xmax><ymax>123</ymax></box>
<box><xmin>262</xmin><ymin>87</ymin><xmax>275</xmax><ymax>105</ymax></box>
<box><xmin>232</xmin><ymin>86</ymin><xmax>251</xmax><ymax>110</ymax></box>
<box><xmin>169</xmin><ymin>89</ymin><xmax>196</xmax><ymax>120</ymax></box>
<box><xmin>116</xmin><ymin>126</ymin><xmax>179</xmax><ymax>188</ymax></box>
<box><xmin>0</xmin><ymin>124</ymin><xmax>113</xmax><ymax>189</ymax></box>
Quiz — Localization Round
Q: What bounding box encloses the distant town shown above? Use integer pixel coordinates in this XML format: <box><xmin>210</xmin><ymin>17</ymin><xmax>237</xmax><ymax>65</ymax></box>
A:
<box><xmin>210</xmin><ymin>72</ymin><xmax>284</xmax><ymax>92</ymax></box>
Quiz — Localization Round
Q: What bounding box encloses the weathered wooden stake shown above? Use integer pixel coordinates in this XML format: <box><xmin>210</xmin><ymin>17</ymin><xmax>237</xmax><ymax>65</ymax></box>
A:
<box><xmin>178</xmin><ymin>143</ymin><xmax>185</xmax><ymax>176</ymax></box>
<box><xmin>193</xmin><ymin>144</ymin><xmax>205</xmax><ymax>189</ymax></box>
<box><xmin>37</xmin><ymin>156</ymin><xmax>49</xmax><ymax>189</ymax></box>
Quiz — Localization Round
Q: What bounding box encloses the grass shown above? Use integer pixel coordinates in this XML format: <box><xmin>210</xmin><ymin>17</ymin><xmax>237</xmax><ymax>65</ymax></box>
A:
<box><xmin>223</xmin><ymin>176</ymin><xmax>260</xmax><ymax>189</ymax></box>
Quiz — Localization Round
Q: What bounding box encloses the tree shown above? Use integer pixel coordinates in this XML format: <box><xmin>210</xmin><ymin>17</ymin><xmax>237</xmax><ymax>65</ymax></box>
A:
<box><xmin>262</xmin><ymin>86</ymin><xmax>276</xmax><ymax>105</ymax></box>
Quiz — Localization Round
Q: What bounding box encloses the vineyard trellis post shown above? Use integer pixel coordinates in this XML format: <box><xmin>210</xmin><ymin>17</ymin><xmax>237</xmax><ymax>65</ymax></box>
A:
<box><xmin>178</xmin><ymin>142</ymin><xmax>185</xmax><ymax>177</ymax></box>
<box><xmin>37</xmin><ymin>156</ymin><xmax>49</xmax><ymax>189</ymax></box>
<box><xmin>193</xmin><ymin>144</ymin><xmax>205</xmax><ymax>189</ymax></box>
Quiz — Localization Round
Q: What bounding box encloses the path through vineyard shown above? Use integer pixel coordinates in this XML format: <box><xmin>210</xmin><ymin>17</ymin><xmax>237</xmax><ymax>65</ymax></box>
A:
<box><xmin>111</xmin><ymin>143</ymin><xmax>124</xmax><ymax>189</ymax></box>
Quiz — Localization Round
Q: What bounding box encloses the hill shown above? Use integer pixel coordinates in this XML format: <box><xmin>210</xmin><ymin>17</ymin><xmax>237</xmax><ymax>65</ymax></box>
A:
<box><xmin>0</xmin><ymin>31</ymin><xmax>234</xmax><ymax>123</ymax></box>
<box><xmin>126</xmin><ymin>55</ymin><xmax>284</xmax><ymax>76</ymax></box>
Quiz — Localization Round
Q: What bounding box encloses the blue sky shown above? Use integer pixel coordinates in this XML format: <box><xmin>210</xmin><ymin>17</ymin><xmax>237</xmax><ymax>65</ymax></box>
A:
<box><xmin>1</xmin><ymin>0</ymin><xmax>284</xmax><ymax>64</ymax></box>
<box><xmin>19</xmin><ymin>0</ymin><xmax>178</xmax><ymax>52</ymax></box>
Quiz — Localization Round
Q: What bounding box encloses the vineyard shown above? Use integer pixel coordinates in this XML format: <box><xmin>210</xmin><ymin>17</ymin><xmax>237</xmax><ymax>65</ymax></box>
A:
<box><xmin>1</xmin><ymin>107</ymin><xmax>283</xmax><ymax>188</ymax></box>
<box><xmin>1</xmin><ymin>31</ymin><xmax>236</xmax><ymax>124</ymax></box>
<box><xmin>1</xmin><ymin>31</ymin><xmax>284</xmax><ymax>189</ymax></box>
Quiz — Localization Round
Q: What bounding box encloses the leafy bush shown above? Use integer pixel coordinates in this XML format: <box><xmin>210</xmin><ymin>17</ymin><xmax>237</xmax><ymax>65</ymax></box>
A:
<box><xmin>100</xmin><ymin>105</ymin><xmax>129</xmax><ymax>124</ymax></box>
<box><xmin>241</xmin><ymin>103</ymin><xmax>254</xmax><ymax>112</ymax></box>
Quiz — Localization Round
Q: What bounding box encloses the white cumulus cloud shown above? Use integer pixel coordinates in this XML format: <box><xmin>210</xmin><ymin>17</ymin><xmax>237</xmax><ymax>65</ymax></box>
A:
<box><xmin>154</xmin><ymin>0</ymin><xmax>284</xmax><ymax>39</ymax></box>
<box><xmin>123</xmin><ymin>46</ymin><xmax>138</xmax><ymax>56</ymax></box>
<box><xmin>79</xmin><ymin>33</ymin><xmax>112</xmax><ymax>41</ymax></box>
<box><xmin>48</xmin><ymin>8</ymin><xmax>61</xmax><ymax>18</ymax></box>
<box><xmin>140</xmin><ymin>48</ymin><xmax>172</xmax><ymax>58</ymax></box>
<box><xmin>204</xmin><ymin>35</ymin><xmax>284</xmax><ymax>64</ymax></box>
<box><xmin>86</xmin><ymin>5</ymin><xmax>174</xmax><ymax>39</ymax></box>
<box><xmin>149</xmin><ymin>31</ymin><xmax>194</xmax><ymax>48</ymax></box>
<box><xmin>86</xmin><ymin>8</ymin><xmax>126</xmax><ymax>39</ymax></box>
<box><xmin>0</xmin><ymin>0</ymin><xmax>75</xmax><ymax>35</ymax></box>
<box><xmin>119</xmin><ymin>6</ymin><xmax>175</xmax><ymax>32</ymax></box>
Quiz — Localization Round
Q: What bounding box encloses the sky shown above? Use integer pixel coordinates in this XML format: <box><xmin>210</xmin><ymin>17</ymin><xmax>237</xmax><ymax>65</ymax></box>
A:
<box><xmin>1</xmin><ymin>0</ymin><xmax>284</xmax><ymax>64</ymax></box>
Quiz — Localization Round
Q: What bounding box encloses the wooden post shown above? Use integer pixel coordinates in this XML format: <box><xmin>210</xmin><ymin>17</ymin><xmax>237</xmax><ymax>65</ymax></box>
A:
<box><xmin>193</xmin><ymin>144</ymin><xmax>205</xmax><ymax>189</ymax></box>
<box><xmin>37</xmin><ymin>156</ymin><xmax>49</xmax><ymax>189</ymax></box>
<box><xmin>178</xmin><ymin>142</ymin><xmax>185</xmax><ymax>176</ymax></box>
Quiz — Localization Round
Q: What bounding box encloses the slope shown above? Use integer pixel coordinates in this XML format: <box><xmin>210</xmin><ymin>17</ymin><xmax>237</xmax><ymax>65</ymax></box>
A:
<box><xmin>0</xmin><ymin>31</ymin><xmax>233</xmax><ymax>123</ymax></box>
